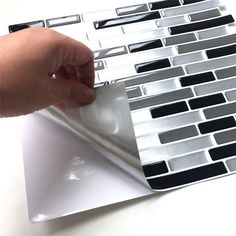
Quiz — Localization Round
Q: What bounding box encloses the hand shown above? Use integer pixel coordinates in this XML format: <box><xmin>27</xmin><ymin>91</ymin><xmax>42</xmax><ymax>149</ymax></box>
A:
<box><xmin>0</xmin><ymin>28</ymin><xmax>95</xmax><ymax>117</ymax></box>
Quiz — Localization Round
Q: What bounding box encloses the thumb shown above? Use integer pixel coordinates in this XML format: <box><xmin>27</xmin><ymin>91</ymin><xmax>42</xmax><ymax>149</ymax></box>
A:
<box><xmin>49</xmin><ymin>79</ymin><xmax>96</xmax><ymax>105</ymax></box>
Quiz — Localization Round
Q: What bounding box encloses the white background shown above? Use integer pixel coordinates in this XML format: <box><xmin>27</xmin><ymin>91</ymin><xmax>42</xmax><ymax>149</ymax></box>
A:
<box><xmin>1</xmin><ymin>0</ymin><xmax>236</xmax><ymax>235</ymax></box>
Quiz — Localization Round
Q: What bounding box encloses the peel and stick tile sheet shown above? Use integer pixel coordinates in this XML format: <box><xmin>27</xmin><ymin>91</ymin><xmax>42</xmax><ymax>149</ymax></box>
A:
<box><xmin>10</xmin><ymin>0</ymin><xmax>236</xmax><ymax>191</ymax></box>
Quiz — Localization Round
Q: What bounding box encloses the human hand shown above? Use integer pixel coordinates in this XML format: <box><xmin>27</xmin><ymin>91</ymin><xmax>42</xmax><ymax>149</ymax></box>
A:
<box><xmin>0</xmin><ymin>28</ymin><xmax>95</xmax><ymax>117</ymax></box>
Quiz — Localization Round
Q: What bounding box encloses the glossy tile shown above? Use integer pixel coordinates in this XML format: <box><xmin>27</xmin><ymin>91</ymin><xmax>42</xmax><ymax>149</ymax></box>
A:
<box><xmin>116</xmin><ymin>4</ymin><xmax>148</xmax><ymax>16</ymax></box>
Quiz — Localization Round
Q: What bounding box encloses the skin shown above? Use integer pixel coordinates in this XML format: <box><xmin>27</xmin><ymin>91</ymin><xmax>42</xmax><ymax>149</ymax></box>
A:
<box><xmin>0</xmin><ymin>28</ymin><xmax>96</xmax><ymax>117</ymax></box>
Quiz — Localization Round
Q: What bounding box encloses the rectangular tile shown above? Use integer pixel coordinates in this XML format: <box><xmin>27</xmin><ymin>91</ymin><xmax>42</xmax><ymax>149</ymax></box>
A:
<box><xmin>178</xmin><ymin>34</ymin><xmax>236</xmax><ymax>54</ymax></box>
<box><xmin>206</xmin><ymin>44</ymin><xmax>236</xmax><ymax>59</ymax></box>
<box><xmin>82</xmin><ymin>9</ymin><xmax>117</xmax><ymax>22</ymax></box>
<box><xmin>94</xmin><ymin>60</ymin><xmax>105</xmax><ymax>71</ymax></box>
<box><xmin>116</xmin><ymin>4</ymin><xmax>148</xmax><ymax>16</ymax></box>
<box><xmin>128</xmin><ymin>39</ymin><xmax>163</xmax><ymax>53</ymax></box>
<box><xmin>183</xmin><ymin>0</ymin><xmax>206</xmax><ymax>4</ymax></box>
<box><xmin>126</xmin><ymin>87</ymin><xmax>142</xmax><ymax>99</ymax></box>
<box><xmin>157</xmin><ymin>15</ymin><xmax>188</xmax><ymax>27</ymax></box>
<box><xmin>214</xmin><ymin>128</ymin><xmax>236</xmax><ymax>145</ymax></box>
<box><xmin>149</xmin><ymin>0</ymin><xmax>181</xmax><ymax>10</ymax></box>
<box><xmin>186</xmin><ymin>55</ymin><xmax>236</xmax><ymax>74</ymax></box>
<box><xmin>122</xmin><ymin>67</ymin><xmax>185</xmax><ymax>87</ymax></box>
<box><xmin>147</xmin><ymin>162</ymin><xmax>227</xmax><ymax>190</ymax></box>
<box><xmin>168</xmin><ymin>151</ymin><xmax>208</xmax><ymax>171</ymax></box>
<box><xmin>129</xmin><ymin>88</ymin><xmax>193</xmax><ymax>111</ymax></box>
<box><xmin>142</xmin><ymin>78</ymin><xmax>180</xmax><ymax>95</ymax></box>
<box><xmin>215</xmin><ymin>66</ymin><xmax>236</xmax><ymax>79</ymax></box>
<box><xmin>94</xmin><ymin>46</ymin><xmax>128</xmax><ymax>59</ymax></box>
<box><xmin>122</xmin><ymin>21</ymin><xmax>157</xmax><ymax>33</ymax></box>
<box><xmin>94</xmin><ymin>11</ymin><xmax>161</xmax><ymax>29</ymax></box>
<box><xmin>226</xmin><ymin>158</ymin><xmax>236</xmax><ymax>172</ymax></box>
<box><xmin>194</xmin><ymin>77</ymin><xmax>236</xmax><ymax>96</ymax></box>
<box><xmin>136</xmin><ymin>135</ymin><xmax>159</xmax><ymax>149</ymax></box>
<box><xmin>164</xmin><ymin>33</ymin><xmax>197</xmax><ymax>46</ymax></box>
<box><xmin>159</xmin><ymin>125</ymin><xmax>198</xmax><ymax>144</ymax></box>
<box><xmin>131</xmin><ymin>109</ymin><xmax>153</xmax><ymax>124</ymax></box>
<box><xmin>197</xmin><ymin>26</ymin><xmax>229</xmax><ymax>40</ymax></box>
<box><xmin>189</xmin><ymin>8</ymin><xmax>221</xmax><ymax>22</ymax></box>
<box><xmin>180</xmin><ymin>71</ymin><xmax>215</xmax><ymax>87</ymax></box>
<box><xmin>225</xmin><ymin>90</ymin><xmax>236</xmax><ymax>101</ymax></box>
<box><xmin>209</xmin><ymin>142</ymin><xmax>236</xmax><ymax>161</ymax></box>
<box><xmin>100</xmin><ymin>28</ymin><xmax>168</xmax><ymax>48</ymax></box>
<box><xmin>150</xmin><ymin>101</ymin><xmax>189</xmax><ymax>119</ymax></box>
<box><xmin>189</xmin><ymin>93</ymin><xmax>226</xmax><ymax>110</ymax></box>
<box><xmin>142</xmin><ymin>161</ymin><xmax>169</xmax><ymax>177</ymax></box>
<box><xmin>162</xmin><ymin>0</ymin><xmax>221</xmax><ymax>17</ymax></box>
<box><xmin>140</xmin><ymin>136</ymin><xmax>213</xmax><ymax>164</ymax></box>
<box><xmin>135</xmin><ymin>58</ymin><xmax>171</xmax><ymax>73</ymax></box>
<box><xmin>198</xmin><ymin>116</ymin><xmax>236</xmax><ymax>134</ymax></box>
<box><xmin>203</xmin><ymin>102</ymin><xmax>236</xmax><ymax>119</ymax></box>
<box><xmin>106</xmin><ymin>46</ymin><xmax>176</xmax><ymax>70</ymax></box>
<box><xmin>9</xmin><ymin>20</ymin><xmax>45</xmax><ymax>33</ymax></box>
<box><xmin>172</xmin><ymin>51</ymin><xmax>205</xmax><ymax>66</ymax></box>
<box><xmin>134</xmin><ymin>111</ymin><xmax>203</xmax><ymax>137</ymax></box>
<box><xmin>46</xmin><ymin>15</ymin><xmax>80</xmax><ymax>27</ymax></box>
<box><xmin>169</xmin><ymin>15</ymin><xmax>234</xmax><ymax>35</ymax></box>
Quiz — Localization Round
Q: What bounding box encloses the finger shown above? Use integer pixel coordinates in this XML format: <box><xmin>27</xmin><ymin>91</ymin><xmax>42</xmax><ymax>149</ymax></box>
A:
<box><xmin>48</xmin><ymin>78</ymin><xmax>96</xmax><ymax>105</ymax></box>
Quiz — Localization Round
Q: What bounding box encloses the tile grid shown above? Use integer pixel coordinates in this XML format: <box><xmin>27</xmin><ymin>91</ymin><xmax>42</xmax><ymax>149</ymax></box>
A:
<box><xmin>8</xmin><ymin>0</ymin><xmax>236</xmax><ymax>190</ymax></box>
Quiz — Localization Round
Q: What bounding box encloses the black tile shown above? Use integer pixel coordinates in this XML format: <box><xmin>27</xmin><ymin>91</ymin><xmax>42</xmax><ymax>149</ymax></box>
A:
<box><xmin>142</xmin><ymin>161</ymin><xmax>168</xmax><ymax>177</ymax></box>
<box><xmin>149</xmin><ymin>0</ymin><xmax>180</xmax><ymax>10</ymax></box>
<box><xmin>128</xmin><ymin>39</ymin><xmax>163</xmax><ymax>53</ymax></box>
<box><xmin>150</xmin><ymin>101</ymin><xmax>188</xmax><ymax>118</ymax></box>
<box><xmin>183</xmin><ymin>0</ymin><xmax>206</xmax><ymax>5</ymax></box>
<box><xmin>206</xmin><ymin>44</ymin><xmax>236</xmax><ymax>59</ymax></box>
<box><xmin>116</xmin><ymin>4</ymin><xmax>148</xmax><ymax>16</ymax></box>
<box><xmin>180</xmin><ymin>72</ymin><xmax>215</xmax><ymax>87</ymax></box>
<box><xmin>209</xmin><ymin>142</ymin><xmax>236</xmax><ymax>161</ymax></box>
<box><xmin>169</xmin><ymin>15</ymin><xmax>234</xmax><ymax>35</ymax></box>
<box><xmin>147</xmin><ymin>162</ymin><xmax>227</xmax><ymax>190</ymax></box>
<box><xmin>189</xmin><ymin>93</ymin><xmax>226</xmax><ymax>110</ymax></box>
<box><xmin>94</xmin><ymin>11</ymin><xmax>160</xmax><ymax>29</ymax></box>
<box><xmin>135</xmin><ymin>58</ymin><xmax>171</xmax><ymax>73</ymax></box>
<box><xmin>9</xmin><ymin>20</ymin><xmax>45</xmax><ymax>33</ymax></box>
<box><xmin>198</xmin><ymin>116</ymin><xmax>236</xmax><ymax>134</ymax></box>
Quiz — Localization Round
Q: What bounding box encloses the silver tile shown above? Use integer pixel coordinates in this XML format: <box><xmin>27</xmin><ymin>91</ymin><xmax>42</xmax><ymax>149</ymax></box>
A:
<box><xmin>94</xmin><ymin>60</ymin><xmax>105</xmax><ymax>71</ymax></box>
<box><xmin>186</xmin><ymin>55</ymin><xmax>236</xmax><ymax>74</ymax></box>
<box><xmin>98</xmin><ymin>66</ymin><xmax>136</xmax><ymax>82</ymax></box>
<box><xmin>159</xmin><ymin>125</ymin><xmax>199</xmax><ymax>144</ymax></box>
<box><xmin>189</xmin><ymin>8</ymin><xmax>221</xmax><ymax>22</ymax></box>
<box><xmin>136</xmin><ymin>135</ymin><xmax>160</xmax><ymax>150</ymax></box>
<box><xmin>214</xmin><ymin>128</ymin><xmax>236</xmax><ymax>145</ymax></box>
<box><xmin>197</xmin><ymin>26</ymin><xmax>229</xmax><ymax>40</ymax></box>
<box><xmin>134</xmin><ymin>111</ymin><xmax>203</xmax><ymax>137</ymax></box>
<box><xmin>161</xmin><ymin>0</ymin><xmax>221</xmax><ymax>17</ymax></box>
<box><xmin>131</xmin><ymin>109</ymin><xmax>153</xmax><ymax>124</ymax></box>
<box><xmin>203</xmin><ymin>102</ymin><xmax>236</xmax><ymax>119</ymax></box>
<box><xmin>164</xmin><ymin>33</ymin><xmax>197</xmax><ymax>46</ymax></box>
<box><xmin>122</xmin><ymin>20</ymin><xmax>157</xmax><ymax>34</ymax></box>
<box><xmin>100</xmin><ymin>28</ymin><xmax>169</xmax><ymax>48</ymax></box>
<box><xmin>94</xmin><ymin>46</ymin><xmax>128</xmax><ymax>59</ymax></box>
<box><xmin>126</xmin><ymin>87</ymin><xmax>142</xmax><ymax>99</ymax></box>
<box><xmin>172</xmin><ymin>51</ymin><xmax>206</xmax><ymax>66</ymax></box>
<box><xmin>116</xmin><ymin>4</ymin><xmax>148</xmax><ymax>16</ymax></box>
<box><xmin>129</xmin><ymin>88</ymin><xmax>194</xmax><ymax>111</ymax></box>
<box><xmin>82</xmin><ymin>9</ymin><xmax>117</xmax><ymax>22</ymax></box>
<box><xmin>157</xmin><ymin>15</ymin><xmax>189</xmax><ymax>28</ymax></box>
<box><xmin>194</xmin><ymin>77</ymin><xmax>236</xmax><ymax>96</ymax></box>
<box><xmin>142</xmin><ymin>78</ymin><xmax>180</xmax><ymax>95</ymax></box>
<box><xmin>139</xmin><ymin>136</ymin><xmax>213</xmax><ymax>165</ymax></box>
<box><xmin>46</xmin><ymin>15</ymin><xmax>81</xmax><ymax>27</ymax></box>
<box><xmin>168</xmin><ymin>151</ymin><xmax>208</xmax><ymax>171</ymax></box>
<box><xmin>121</xmin><ymin>67</ymin><xmax>185</xmax><ymax>87</ymax></box>
<box><xmin>178</xmin><ymin>34</ymin><xmax>236</xmax><ymax>54</ymax></box>
<box><xmin>105</xmin><ymin>46</ymin><xmax>176</xmax><ymax>69</ymax></box>
<box><xmin>215</xmin><ymin>65</ymin><xmax>236</xmax><ymax>79</ymax></box>
<box><xmin>225</xmin><ymin>89</ymin><xmax>236</xmax><ymax>101</ymax></box>
<box><xmin>226</xmin><ymin>158</ymin><xmax>236</xmax><ymax>172</ymax></box>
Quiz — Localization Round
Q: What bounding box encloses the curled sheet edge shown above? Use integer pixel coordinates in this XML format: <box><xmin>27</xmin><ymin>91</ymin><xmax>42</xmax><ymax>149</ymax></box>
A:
<box><xmin>38</xmin><ymin>82</ymin><xmax>150</xmax><ymax>188</ymax></box>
